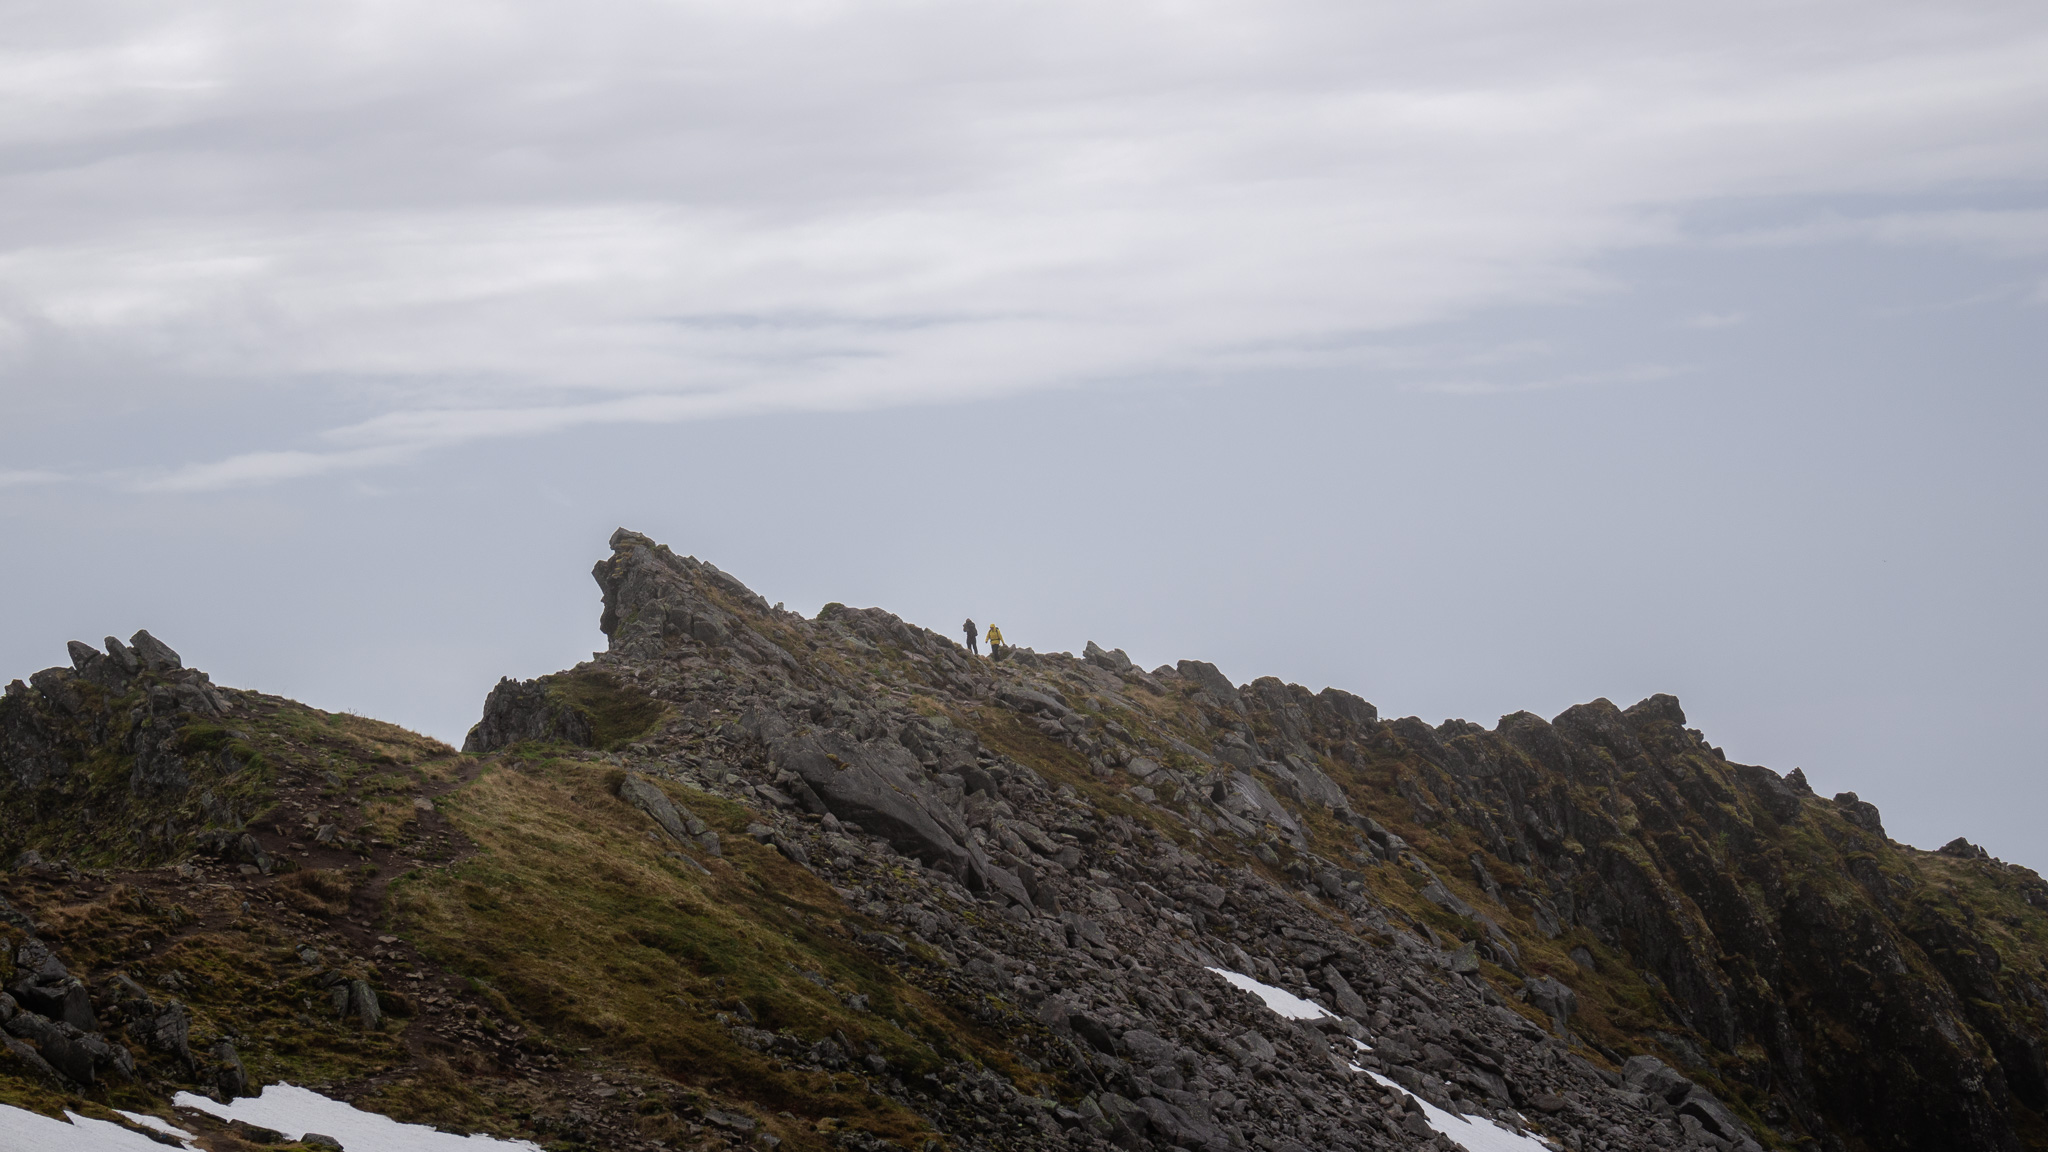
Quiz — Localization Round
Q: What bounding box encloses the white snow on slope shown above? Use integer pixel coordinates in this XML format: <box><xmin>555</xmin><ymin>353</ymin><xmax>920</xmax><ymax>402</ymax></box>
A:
<box><xmin>0</xmin><ymin>1106</ymin><xmax>188</xmax><ymax>1151</ymax></box>
<box><xmin>1364</xmin><ymin>1070</ymin><xmax>1557</xmax><ymax>1152</ymax></box>
<box><xmin>174</xmin><ymin>1084</ymin><xmax>544</xmax><ymax>1151</ymax></box>
<box><xmin>1205</xmin><ymin>967</ymin><xmax>1334</xmax><ymax>1020</ymax></box>
<box><xmin>1206</xmin><ymin>966</ymin><xmax>1555</xmax><ymax>1152</ymax></box>
<box><xmin>1</xmin><ymin>1085</ymin><xmax>549</xmax><ymax>1152</ymax></box>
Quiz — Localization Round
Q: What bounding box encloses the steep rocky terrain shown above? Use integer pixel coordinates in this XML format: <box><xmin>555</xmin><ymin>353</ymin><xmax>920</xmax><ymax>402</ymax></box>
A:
<box><xmin>2</xmin><ymin>528</ymin><xmax>2045</xmax><ymax>1152</ymax></box>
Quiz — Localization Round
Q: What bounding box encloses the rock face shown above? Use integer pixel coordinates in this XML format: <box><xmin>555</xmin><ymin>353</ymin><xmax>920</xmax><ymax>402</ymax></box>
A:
<box><xmin>1322</xmin><ymin>693</ymin><xmax>2046</xmax><ymax>1152</ymax></box>
<box><xmin>593</xmin><ymin>528</ymin><xmax>794</xmax><ymax>669</ymax></box>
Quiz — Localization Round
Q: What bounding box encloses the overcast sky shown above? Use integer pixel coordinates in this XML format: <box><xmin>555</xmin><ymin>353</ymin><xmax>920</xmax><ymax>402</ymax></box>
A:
<box><xmin>3</xmin><ymin>0</ymin><xmax>2045</xmax><ymax>868</ymax></box>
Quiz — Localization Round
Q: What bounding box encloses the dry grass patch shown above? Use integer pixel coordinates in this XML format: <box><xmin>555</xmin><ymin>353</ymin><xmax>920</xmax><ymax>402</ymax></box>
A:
<box><xmin>274</xmin><ymin>867</ymin><xmax>357</xmax><ymax>917</ymax></box>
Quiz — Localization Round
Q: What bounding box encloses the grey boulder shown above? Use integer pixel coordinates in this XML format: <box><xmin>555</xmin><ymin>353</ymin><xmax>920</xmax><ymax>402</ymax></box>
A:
<box><xmin>774</xmin><ymin>733</ymin><xmax>975</xmax><ymax>878</ymax></box>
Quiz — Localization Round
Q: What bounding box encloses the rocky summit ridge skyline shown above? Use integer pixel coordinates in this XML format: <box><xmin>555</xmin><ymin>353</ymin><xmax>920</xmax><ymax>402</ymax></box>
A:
<box><xmin>1</xmin><ymin>527</ymin><xmax>2044</xmax><ymax>1152</ymax></box>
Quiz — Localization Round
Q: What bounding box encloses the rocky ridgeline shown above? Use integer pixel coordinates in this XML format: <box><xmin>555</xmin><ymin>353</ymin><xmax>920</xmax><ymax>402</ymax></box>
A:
<box><xmin>449</xmin><ymin>529</ymin><xmax>2048</xmax><ymax>1152</ymax></box>
<box><xmin>3</xmin><ymin>530</ymin><xmax>2045</xmax><ymax>1152</ymax></box>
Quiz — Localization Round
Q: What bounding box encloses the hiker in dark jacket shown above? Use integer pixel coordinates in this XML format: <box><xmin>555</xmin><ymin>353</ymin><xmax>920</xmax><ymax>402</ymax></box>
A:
<box><xmin>962</xmin><ymin>618</ymin><xmax>979</xmax><ymax>655</ymax></box>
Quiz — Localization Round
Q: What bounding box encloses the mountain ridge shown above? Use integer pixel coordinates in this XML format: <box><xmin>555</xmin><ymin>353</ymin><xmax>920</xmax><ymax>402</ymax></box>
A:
<box><xmin>0</xmin><ymin>527</ymin><xmax>2043</xmax><ymax>1152</ymax></box>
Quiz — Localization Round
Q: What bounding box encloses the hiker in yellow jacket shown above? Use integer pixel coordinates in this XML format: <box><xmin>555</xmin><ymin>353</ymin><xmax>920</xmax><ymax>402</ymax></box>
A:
<box><xmin>985</xmin><ymin>625</ymin><xmax>1005</xmax><ymax>658</ymax></box>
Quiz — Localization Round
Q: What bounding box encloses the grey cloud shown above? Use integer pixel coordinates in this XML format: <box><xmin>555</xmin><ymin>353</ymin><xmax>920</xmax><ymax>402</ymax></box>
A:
<box><xmin>2</xmin><ymin>0</ymin><xmax>2046</xmax><ymax>479</ymax></box>
<box><xmin>1715</xmin><ymin>208</ymin><xmax>2048</xmax><ymax>254</ymax></box>
<box><xmin>1407</xmin><ymin>363</ymin><xmax>1683</xmax><ymax>396</ymax></box>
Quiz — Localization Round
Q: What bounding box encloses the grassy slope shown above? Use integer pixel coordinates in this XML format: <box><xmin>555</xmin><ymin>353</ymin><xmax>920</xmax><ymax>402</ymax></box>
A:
<box><xmin>383</xmin><ymin>751</ymin><xmax>1028</xmax><ymax>1151</ymax></box>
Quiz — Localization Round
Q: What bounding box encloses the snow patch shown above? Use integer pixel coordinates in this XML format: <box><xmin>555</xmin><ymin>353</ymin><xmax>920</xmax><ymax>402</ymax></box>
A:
<box><xmin>1364</xmin><ymin>1069</ymin><xmax>1557</xmax><ymax>1152</ymax></box>
<box><xmin>173</xmin><ymin>1084</ymin><xmax>544</xmax><ymax>1151</ymax></box>
<box><xmin>1206</xmin><ymin>967</ymin><xmax>1555</xmax><ymax>1150</ymax></box>
<box><xmin>1205</xmin><ymin>967</ymin><xmax>1334</xmax><ymax>1020</ymax></box>
<box><xmin>1184</xmin><ymin>969</ymin><xmax>1552</xmax><ymax>1150</ymax></box>
<box><xmin>0</xmin><ymin>1106</ymin><xmax>189</xmax><ymax>1151</ymax></box>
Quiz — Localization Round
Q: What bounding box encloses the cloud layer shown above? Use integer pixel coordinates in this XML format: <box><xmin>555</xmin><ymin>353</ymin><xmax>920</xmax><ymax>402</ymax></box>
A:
<box><xmin>4</xmin><ymin>0</ymin><xmax>2047</xmax><ymax>485</ymax></box>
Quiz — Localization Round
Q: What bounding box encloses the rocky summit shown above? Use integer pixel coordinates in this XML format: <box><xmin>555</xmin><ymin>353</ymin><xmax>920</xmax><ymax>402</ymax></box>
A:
<box><xmin>2</xmin><ymin>530</ymin><xmax>2046</xmax><ymax>1152</ymax></box>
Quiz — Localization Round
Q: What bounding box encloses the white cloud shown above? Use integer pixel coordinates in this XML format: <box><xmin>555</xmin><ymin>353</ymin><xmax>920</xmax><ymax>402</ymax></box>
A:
<box><xmin>2</xmin><ymin>0</ymin><xmax>2045</xmax><ymax>484</ymax></box>
<box><xmin>0</xmin><ymin>470</ymin><xmax>65</xmax><ymax>487</ymax></box>
<box><xmin>135</xmin><ymin>448</ymin><xmax>404</xmax><ymax>493</ymax></box>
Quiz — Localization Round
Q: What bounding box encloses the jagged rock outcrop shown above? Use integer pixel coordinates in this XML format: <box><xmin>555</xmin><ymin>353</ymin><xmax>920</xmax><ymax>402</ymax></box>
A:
<box><xmin>463</xmin><ymin>675</ymin><xmax>597</xmax><ymax>753</ymax></box>
<box><xmin>0</xmin><ymin>632</ymin><xmax>254</xmax><ymax>867</ymax></box>
<box><xmin>593</xmin><ymin>528</ymin><xmax>797</xmax><ymax>671</ymax></box>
